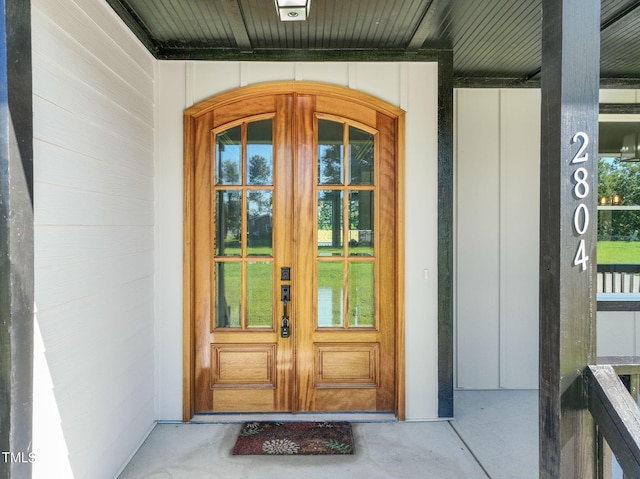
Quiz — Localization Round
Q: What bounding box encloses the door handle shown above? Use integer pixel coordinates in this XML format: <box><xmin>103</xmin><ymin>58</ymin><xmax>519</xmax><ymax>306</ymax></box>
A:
<box><xmin>281</xmin><ymin>285</ymin><xmax>291</xmax><ymax>338</ymax></box>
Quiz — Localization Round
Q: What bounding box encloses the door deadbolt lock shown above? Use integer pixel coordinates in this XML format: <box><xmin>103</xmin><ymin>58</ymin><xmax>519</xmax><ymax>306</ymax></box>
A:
<box><xmin>281</xmin><ymin>267</ymin><xmax>291</xmax><ymax>281</ymax></box>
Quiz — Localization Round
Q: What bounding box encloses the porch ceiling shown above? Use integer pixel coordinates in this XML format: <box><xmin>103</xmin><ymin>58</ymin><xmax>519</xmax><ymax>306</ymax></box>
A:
<box><xmin>107</xmin><ymin>0</ymin><xmax>640</xmax><ymax>87</ymax></box>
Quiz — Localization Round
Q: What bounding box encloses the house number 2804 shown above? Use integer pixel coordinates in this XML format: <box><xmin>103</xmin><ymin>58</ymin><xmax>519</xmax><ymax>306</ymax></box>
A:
<box><xmin>571</xmin><ymin>132</ymin><xmax>590</xmax><ymax>270</ymax></box>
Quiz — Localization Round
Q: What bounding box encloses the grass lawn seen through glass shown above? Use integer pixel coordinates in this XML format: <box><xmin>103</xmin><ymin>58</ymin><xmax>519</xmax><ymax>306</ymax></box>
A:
<box><xmin>597</xmin><ymin>241</ymin><xmax>640</xmax><ymax>264</ymax></box>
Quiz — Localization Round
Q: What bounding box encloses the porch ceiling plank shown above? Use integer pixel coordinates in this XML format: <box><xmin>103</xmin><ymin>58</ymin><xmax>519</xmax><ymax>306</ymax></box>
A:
<box><xmin>586</xmin><ymin>365</ymin><xmax>640</xmax><ymax>478</ymax></box>
<box><xmin>0</xmin><ymin>0</ymin><xmax>34</xmax><ymax>475</ymax></box>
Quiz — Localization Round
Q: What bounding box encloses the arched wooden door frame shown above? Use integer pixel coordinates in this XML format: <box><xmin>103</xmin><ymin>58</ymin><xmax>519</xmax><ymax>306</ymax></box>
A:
<box><xmin>183</xmin><ymin>81</ymin><xmax>406</xmax><ymax>420</ymax></box>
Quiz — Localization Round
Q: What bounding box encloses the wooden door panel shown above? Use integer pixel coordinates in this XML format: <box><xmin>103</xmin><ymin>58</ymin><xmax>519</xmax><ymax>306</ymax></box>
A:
<box><xmin>314</xmin><ymin>343</ymin><xmax>379</xmax><ymax>387</ymax></box>
<box><xmin>211</xmin><ymin>344</ymin><xmax>277</xmax><ymax>387</ymax></box>
<box><xmin>312</xmin><ymin>389</ymin><xmax>378</xmax><ymax>411</ymax></box>
<box><xmin>212</xmin><ymin>389</ymin><xmax>275</xmax><ymax>412</ymax></box>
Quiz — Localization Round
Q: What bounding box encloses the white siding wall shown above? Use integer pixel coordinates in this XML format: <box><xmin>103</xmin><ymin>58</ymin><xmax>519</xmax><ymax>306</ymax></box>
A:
<box><xmin>32</xmin><ymin>0</ymin><xmax>156</xmax><ymax>477</ymax></box>
<box><xmin>598</xmin><ymin>311</ymin><xmax>640</xmax><ymax>356</ymax></box>
<box><xmin>455</xmin><ymin>89</ymin><xmax>541</xmax><ymax>389</ymax></box>
<box><xmin>156</xmin><ymin>62</ymin><xmax>441</xmax><ymax>420</ymax></box>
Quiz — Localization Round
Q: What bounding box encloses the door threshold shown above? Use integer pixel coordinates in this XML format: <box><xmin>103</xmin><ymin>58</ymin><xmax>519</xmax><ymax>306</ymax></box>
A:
<box><xmin>190</xmin><ymin>412</ymin><xmax>398</xmax><ymax>424</ymax></box>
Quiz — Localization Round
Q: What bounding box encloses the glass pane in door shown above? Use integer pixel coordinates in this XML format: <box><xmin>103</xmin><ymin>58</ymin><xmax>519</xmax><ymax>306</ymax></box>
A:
<box><xmin>215</xmin><ymin>125</ymin><xmax>242</xmax><ymax>185</ymax></box>
<box><xmin>247</xmin><ymin>120</ymin><xmax>273</xmax><ymax>185</ymax></box>
<box><xmin>215</xmin><ymin>262</ymin><xmax>241</xmax><ymax>328</ymax></box>
<box><xmin>247</xmin><ymin>190</ymin><xmax>273</xmax><ymax>256</ymax></box>
<box><xmin>318</xmin><ymin>119</ymin><xmax>344</xmax><ymax>185</ymax></box>
<box><xmin>349</xmin><ymin>190</ymin><xmax>374</xmax><ymax>256</ymax></box>
<box><xmin>348</xmin><ymin>261</ymin><xmax>375</xmax><ymax>327</ymax></box>
<box><xmin>349</xmin><ymin>126</ymin><xmax>374</xmax><ymax>185</ymax></box>
<box><xmin>318</xmin><ymin>190</ymin><xmax>343</xmax><ymax>256</ymax></box>
<box><xmin>215</xmin><ymin>190</ymin><xmax>242</xmax><ymax>256</ymax></box>
<box><xmin>247</xmin><ymin>262</ymin><xmax>273</xmax><ymax>328</ymax></box>
<box><xmin>317</xmin><ymin>261</ymin><xmax>344</xmax><ymax>327</ymax></box>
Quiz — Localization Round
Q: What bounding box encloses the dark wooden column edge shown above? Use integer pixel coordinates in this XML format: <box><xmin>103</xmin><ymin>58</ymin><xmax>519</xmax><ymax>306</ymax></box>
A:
<box><xmin>586</xmin><ymin>365</ymin><xmax>640</xmax><ymax>477</ymax></box>
<box><xmin>597</xmin><ymin>300</ymin><xmax>640</xmax><ymax>312</ymax></box>
<box><xmin>0</xmin><ymin>0</ymin><xmax>34</xmax><ymax>477</ymax></box>
<box><xmin>437</xmin><ymin>49</ymin><xmax>454</xmax><ymax>418</ymax></box>
<box><xmin>599</xmin><ymin>103</ymin><xmax>640</xmax><ymax>115</ymax></box>
<box><xmin>539</xmin><ymin>0</ymin><xmax>600</xmax><ymax>477</ymax></box>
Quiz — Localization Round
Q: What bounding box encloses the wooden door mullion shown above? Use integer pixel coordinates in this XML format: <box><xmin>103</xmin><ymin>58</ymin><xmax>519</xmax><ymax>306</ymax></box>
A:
<box><xmin>294</xmin><ymin>93</ymin><xmax>317</xmax><ymax>412</ymax></box>
<box><xmin>274</xmin><ymin>94</ymin><xmax>295</xmax><ymax>411</ymax></box>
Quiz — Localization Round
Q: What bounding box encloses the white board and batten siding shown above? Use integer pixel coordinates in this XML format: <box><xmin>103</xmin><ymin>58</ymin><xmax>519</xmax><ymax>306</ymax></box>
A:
<box><xmin>32</xmin><ymin>0</ymin><xmax>156</xmax><ymax>477</ymax></box>
<box><xmin>455</xmin><ymin>89</ymin><xmax>541</xmax><ymax>389</ymax></box>
<box><xmin>455</xmin><ymin>88</ymin><xmax>640</xmax><ymax>389</ymax></box>
<box><xmin>156</xmin><ymin>61</ymin><xmax>441</xmax><ymax>421</ymax></box>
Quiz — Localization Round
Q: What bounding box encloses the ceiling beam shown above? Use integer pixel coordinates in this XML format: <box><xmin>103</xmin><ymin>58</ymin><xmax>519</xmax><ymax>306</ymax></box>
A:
<box><xmin>156</xmin><ymin>48</ymin><xmax>447</xmax><ymax>62</ymax></box>
<box><xmin>454</xmin><ymin>77</ymin><xmax>541</xmax><ymax>88</ymax></box>
<box><xmin>454</xmin><ymin>77</ymin><xmax>640</xmax><ymax>89</ymax></box>
<box><xmin>221</xmin><ymin>0</ymin><xmax>252</xmax><ymax>53</ymax></box>
<box><xmin>406</xmin><ymin>0</ymin><xmax>450</xmax><ymax>52</ymax></box>
<box><xmin>600</xmin><ymin>103</ymin><xmax>640</xmax><ymax>114</ymax></box>
<box><xmin>600</xmin><ymin>78</ymin><xmax>640</xmax><ymax>89</ymax></box>
<box><xmin>106</xmin><ymin>0</ymin><xmax>158</xmax><ymax>56</ymax></box>
<box><xmin>601</xmin><ymin>0</ymin><xmax>640</xmax><ymax>31</ymax></box>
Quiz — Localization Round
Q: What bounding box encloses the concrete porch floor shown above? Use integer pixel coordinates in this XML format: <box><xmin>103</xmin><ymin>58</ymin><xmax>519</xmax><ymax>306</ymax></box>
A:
<box><xmin>118</xmin><ymin>390</ymin><xmax>538</xmax><ymax>479</ymax></box>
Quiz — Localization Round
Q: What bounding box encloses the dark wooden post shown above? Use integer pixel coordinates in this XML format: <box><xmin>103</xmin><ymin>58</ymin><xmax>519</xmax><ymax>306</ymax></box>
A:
<box><xmin>539</xmin><ymin>0</ymin><xmax>600</xmax><ymax>478</ymax></box>
<box><xmin>0</xmin><ymin>0</ymin><xmax>34</xmax><ymax>478</ymax></box>
<box><xmin>437</xmin><ymin>50</ymin><xmax>454</xmax><ymax>418</ymax></box>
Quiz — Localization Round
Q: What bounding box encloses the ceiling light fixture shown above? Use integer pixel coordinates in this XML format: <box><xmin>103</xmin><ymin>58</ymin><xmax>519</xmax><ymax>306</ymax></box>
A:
<box><xmin>274</xmin><ymin>0</ymin><xmax>311</xmax><ymax>21</ymax></box>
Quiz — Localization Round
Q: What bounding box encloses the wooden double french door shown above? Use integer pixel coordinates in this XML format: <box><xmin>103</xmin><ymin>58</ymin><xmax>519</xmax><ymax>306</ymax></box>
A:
<box><xmin>184</xmin><ymin>83</ymin><xmax>404</xmax><ymax>416</ymax></box>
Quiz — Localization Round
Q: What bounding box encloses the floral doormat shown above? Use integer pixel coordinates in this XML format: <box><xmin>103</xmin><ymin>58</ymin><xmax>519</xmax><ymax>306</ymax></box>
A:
<box><xmin>231</xmin><ymin>421</ymin><xmax>354</xmax><ymax>455</ymax></box>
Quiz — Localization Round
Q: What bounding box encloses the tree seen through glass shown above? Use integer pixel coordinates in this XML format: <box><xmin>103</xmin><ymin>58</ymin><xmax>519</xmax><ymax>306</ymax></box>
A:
<box><xmin>597</xmin><ymin>156</ymin><xmax>640</xmax><ymax>265</ymax></box>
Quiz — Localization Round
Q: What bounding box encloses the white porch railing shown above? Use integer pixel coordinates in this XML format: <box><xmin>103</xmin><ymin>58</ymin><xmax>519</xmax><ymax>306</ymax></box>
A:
<box><xmin>597</xmin><ymin>272</ymin><xmax>640</xmax><ymax>294</ymax></box>
<box><xmin>597</xmin><ymin>265</ymin><xmax>640</xmax><ymax>294</ymax></box>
